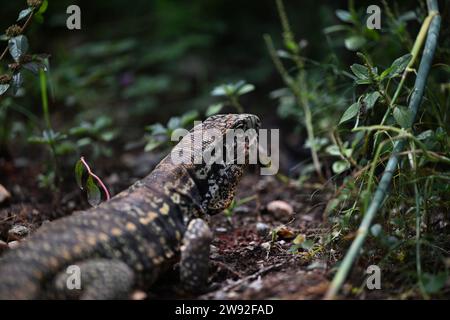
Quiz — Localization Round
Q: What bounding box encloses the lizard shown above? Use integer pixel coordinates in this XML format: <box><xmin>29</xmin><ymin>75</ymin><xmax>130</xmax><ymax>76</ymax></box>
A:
<box><xmin>0</xmin><ymin>113</ymin><xmax>261</xmax><ymax>299</ymax></box>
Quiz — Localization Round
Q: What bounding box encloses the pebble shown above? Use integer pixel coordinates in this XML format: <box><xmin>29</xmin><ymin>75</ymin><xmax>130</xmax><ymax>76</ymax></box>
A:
<box><xmin>8</xmin><ymin>241</ymin><xmax>20</xmax><ymax>249</ymax></box>
<box><xmin>0</xmin><ymin>240</ymin><xmax>8</xmax><ymax>253</ymax></box>
<box><xmin>8</xmin><ymin>225</ymin><xmax>30</xmax><ymax>240</ymax></box>
<box><xmin>266</xmin><ymin>200</ymin><xmax>293</xmax><ymax>218</ymax></box>
<box><xmin>307</xmin><ymin>260</ymin><xmax>327</xmax><ymax>270</ymax></box>
<box><xmin>248</xmin><ymin>277</ymin><xmax>263</xmax><ymax>291</ymax></box>
<box><xmin>275</xmin><ymin>226</ymin><xmax>295</xmax><ymax>240</ymax></box>
<box><xmin>256</xmin><ymin>222</ymin><xmax>270</xmax><ymax>237</ymax></box>
<box><xmin>261</xmin><ymin>242</ymin><xmax>271</xmax><ymax>251</ymax></box>
<box><xmin>131</xmin><ymin>290</ymin><xmax>147</xmax><ymax>300</ymax></box>
<box><xmin>215</xmin><ymin>227</ymin><xmax>227</xmax><ymax>234</ymax></box>
<box><xmin>0</xmin><ymin>184</ymin><xmax>11</xmax><ymax>204</ymax></box>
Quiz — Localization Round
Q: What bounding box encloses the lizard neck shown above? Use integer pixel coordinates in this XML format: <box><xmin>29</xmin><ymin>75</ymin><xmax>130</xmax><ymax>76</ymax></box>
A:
<box><xmin>142</xmin><ymin>161</ymin><xmax>207</xmax><ymax>223</ymax></box>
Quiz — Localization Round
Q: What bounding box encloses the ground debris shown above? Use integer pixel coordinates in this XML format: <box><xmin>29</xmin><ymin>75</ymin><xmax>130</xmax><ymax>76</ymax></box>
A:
<box><xmin>0</xmin><ymin>184</ymin><xmax>11</xmax><ymax>204</ymax></box>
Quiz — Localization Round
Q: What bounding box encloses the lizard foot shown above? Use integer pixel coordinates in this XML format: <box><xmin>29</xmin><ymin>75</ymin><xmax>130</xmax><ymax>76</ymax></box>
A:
<box><xmin>52</xmin><ymin>259</ymin><xmax>134</xmax><ymax>300</ymax></box>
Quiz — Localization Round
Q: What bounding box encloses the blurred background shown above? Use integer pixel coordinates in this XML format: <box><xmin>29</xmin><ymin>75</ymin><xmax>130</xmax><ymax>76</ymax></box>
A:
<box><xmin>0</xmin><ymin>0</ymin><xmax>447</xmax><ymax>193</ymax></box>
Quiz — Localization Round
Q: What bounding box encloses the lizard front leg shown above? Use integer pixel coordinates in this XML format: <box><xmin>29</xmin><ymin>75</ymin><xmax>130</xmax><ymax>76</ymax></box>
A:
<box><xmin>180</xmin><ymin>218</ymin><xmax>213</xmax><ymax>293</ymax></box>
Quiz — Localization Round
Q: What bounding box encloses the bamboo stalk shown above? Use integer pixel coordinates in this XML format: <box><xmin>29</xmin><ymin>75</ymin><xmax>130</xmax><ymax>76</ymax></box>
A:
<box><xmin>324</xmin><ymin>0</ymin><xmax>441</xmax><ymax>300</ymax></box>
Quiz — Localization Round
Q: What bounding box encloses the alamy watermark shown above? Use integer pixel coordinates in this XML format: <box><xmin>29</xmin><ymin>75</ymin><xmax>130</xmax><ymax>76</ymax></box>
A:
<box><xmin>66</xmin><ymin>265</ymin><xmax>81</xmax><ymax>290</ymax></box>
<box><xmin>366</xmin><ymin>265</ymin><xmax>381</xmax><ymax>290</ymax></box>
<box><xmin>366</xmin><ymin>5</ymin><xmax>381</xmax><ymax>30</ymax></box>
<box><xmin>169</xmin><ymin>121</ymin><xmax>279</xmax><ymax>176</ymax></box>
<box><xmin>66</xmin><ymin>5</ymin><xmax>81</xmax><ymax>30</ymax></box>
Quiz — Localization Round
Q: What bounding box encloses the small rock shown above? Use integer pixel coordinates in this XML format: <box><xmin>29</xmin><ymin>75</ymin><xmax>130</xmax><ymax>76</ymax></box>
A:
<box><xmin>256</xmin><ymin>222</ymin><xmax>270</xmax><ymax>237</ymax></box>
<box><xmin>210</xmin><ymin>245</ymin><xmax>219</xmax><ymax>259</ymax></box>
<box><xmin>227</xmin><ymin>291</ymin><xmax>239</xmax><ymax>299</ymax></box>
<box><xmin>8</xmin><ymin>225</ymin><xmax>30</xmax><ymax>240</ymax></box>
<box><xmin>261</xmin><ymin>242</ymin><xmax>271</xmax><ymax>251</ymax></box>
<box><xmin>0</xmin><ymin>184</ymin><xmax>11</xmax><ymax>204</ymax></box>
<box><xmin>0</xmin><ymin>240</ymin><xmax>8</xmax><ymax>253</ymax></box>
<box><xmin>307</xmin><ymin>260</ymin><xmax>327</xmax><ymax>270</ymax></box>
<box><xmin>266</xmin><ymin>200</ymin><xmax>293</xmax><ymax>218</ymax></box>
<box><xmin>215</xmin><ymin>227</ymin><xmax>227</xmax><ymax>234</ymax></box>
<box><xmin>234</xmin><ymin>206</ymin><xmax>251</xmax><ymax>214</ymax></box>
<box><xmin>248</xmin><ymin>277</ymin><xmax>263</xmax><ymax>291</ymax></box>
<box><xmin>8</xmin><ymin>241</ymin><xmax>20</xmax><ymax>249</ymax></box>
<box><xmin>275</xmin><ymin>226</ymin><xmax>295</xmax><ymax>240</ymax></box>
<box><xmin>131</xmin><ymin>290</ymin><xmax>147</xmax><ymax>300</ymax></box>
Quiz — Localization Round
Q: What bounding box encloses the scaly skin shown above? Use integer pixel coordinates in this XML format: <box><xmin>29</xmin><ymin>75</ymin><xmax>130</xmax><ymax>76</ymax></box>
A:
<box><xmin>0</xmin><ymin>114</ymin><xmax>260</xmax><ymax>299</ymax></box>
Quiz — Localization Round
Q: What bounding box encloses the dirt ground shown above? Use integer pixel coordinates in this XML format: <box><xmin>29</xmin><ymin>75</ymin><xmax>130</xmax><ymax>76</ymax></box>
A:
<box><xmin>0</xmin><ymin>149</ymin><xmax>335</xmax><ymax>300</ymax></box>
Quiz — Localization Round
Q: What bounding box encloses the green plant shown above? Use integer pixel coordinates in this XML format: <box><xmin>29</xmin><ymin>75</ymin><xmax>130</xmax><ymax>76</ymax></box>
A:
<box><xmin>223</xmin><ymin>195</ymin><xmax>256</xmax><ymax>224</ymax></box>
<box><xmin>75</xmin><ymin>156</ymin><xmax>110</xmax><ymax>207</ymax></box>
<box><xmin>144</xmin><ymin>110</ymin><xmax>199</xmax><ymax>152</ymax></box>
<box><xmin>325</xmin><ymin>0</ymin><xmax>444</xmax><ymax>299</ymax></box>
<box><xmin>264</xmin><ymin>0</ymin><xmax>323</xmax><ymax>181</ymax></box>
<box><xmin>69</xmin><ymin>116</ymin><xmax>117</xmax><ymax>158</ymax></box>
<box><xmin>207</xmin><ymin>80</ymin><xmax>255</xmax><ymax>115</ymax></box>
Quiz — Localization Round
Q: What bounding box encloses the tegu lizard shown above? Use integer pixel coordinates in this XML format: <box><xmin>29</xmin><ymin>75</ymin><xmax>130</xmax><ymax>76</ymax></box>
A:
<box><xmin>0</xmin><ymin>113</ymin><xmax>261</xmax><ymax>299</ymax></box>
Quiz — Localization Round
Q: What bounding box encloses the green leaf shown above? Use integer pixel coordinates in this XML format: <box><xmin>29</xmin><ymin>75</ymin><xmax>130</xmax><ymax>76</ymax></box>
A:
<box><xmin>75</xmin><ymin>160</ymin><xmax>85</xmax><ymax>189</ymax></box>
<box><xmin>350</xmin><ymin>64</ymin><xmax>369</xmax><ymax>80</ymax></box>
<box><xmin>34</xmin><ymin>0</ymin><xmax>48</xmax><ymax>23</ymax></box>
<box><xmin>38</xmin><ymin>0</ymin><xmax>49</xmax><ymax>14</ymax></box>
<box><xmin>8</xmin><ymin>35</ymin><xmax>29</xmax><ymax>62</ymax></box>
<box><xmin>325</xmin><ymin>145</ymin><xmax>341</xmax><ymax>157</ymax></box>
<box><xmin>10</xmin><ymin>72</ymin><xmax>23</xmax><ymax>95</ymax></box>
<box><xmin>86</xmin><ymin>175</ymin><xmax>101</xmax><ymax>207</ymax></box>
<box><xmin>17</xmin><ymin>8</ymin><xmax>33</xmax><ymax>21</ymax></box>
<box><xmin>380</xmin><ymin>54</ymin><xmax>412</xmax><ymax>79</ymax></box>
<box><xmin>301</xmin><ymin>239</ymin><xmax>314</xmax><ymax>251</ymax></box>
<box><xmin>323</xmin><ymin>24</ymin><xmax>350</xmax><ymax>34</ymax></box>
<box><xmin>332</xmin><ymin>160</ymin><xmax>350</xmax><ymax>174</ymax></box>
<box><xmin>363</xmin><ymin>91</ymin><xmax>381</xmax><ymax>109</ymax></box>
<box><xmin>339</xmin><ymin>102</ymin><xmax>360</xmax><ymax>124</ymax></box>
<box><xmin>393</xmin><ymin>105</ymin><xmax>413</xmax><ymax>128</ymax></box>
<box><xmin>0</xmin><ymin>84</ymin><xmax>10</xmax><ymax>96</ymax></box>
<box><xmin>144</xmin><ymin>138</ymin><xmax>163</xmax><ymax>152</ymax></box>
<box><xmin>146</xmin><ymin>123</ymin><xmax>167</xmax><ymax>135</ymax></box>
<box><xmin>344</xmin><ymin>36</ymin><xmax>366</xmax><ymax>51</ymax></box>
<box><xmin>211</xmin><ymin>85</ymin><xmax>227</xmax><ymax>97</ymax></box>
<box><xmin>237</xmin><ymin>83</ymin><xmax>255</xmax><ymax>96</ymax></box>
<box><xmin>336</xmin><ymin>10</ymin><xmax>352</xmax><ymax>23</ymax></box>
<box><xmin>370</xmin><ymin>224</ymin><xmax>383</xmax><ymax>237</ymax></box>
<box><xmin>416</xmin><ymin>130</ymin><xmax>434</xmax><ymax>141</ymax></box>
<box><xmin>167</xmin><ymin>117</ymin><xmax>181</xmax><ymax>130</ymax></box>
<box><xmin>206</xmin><ymin>103</ymin><xmax>223</xmax><ymax>116</ymax></box>
<box><xmin>390</xmin><ymin>54</ymin><xmax>412</xmax><ymax>76</ymax></box>
<box><xmin>422</xmin><ymin>273</ymin><xmax>448</xmax><ymax>294</ymax></box>
<box><xmin>100</xmin><ymin>131</ymin><xmax>115</xmax><ymax>142</ymax></box>
<box><xmin>180</xmin><ymin>110</ymin><xmax>199</xmax><ymax>126</ymax></box>
<box><xmin>23</xmin><ymin>61</ymin><xmax>44</xmax><ymax>75</ymax></box>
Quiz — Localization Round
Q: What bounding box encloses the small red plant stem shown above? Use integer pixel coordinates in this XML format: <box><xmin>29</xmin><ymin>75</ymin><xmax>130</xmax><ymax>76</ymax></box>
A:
<box><xmin>80</xmin><ymin>156</ymin><xmax>111</xmax><ymax>201</ymax></box>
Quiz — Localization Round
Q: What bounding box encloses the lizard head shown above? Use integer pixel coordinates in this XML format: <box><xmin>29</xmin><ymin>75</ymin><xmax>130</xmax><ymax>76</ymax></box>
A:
<box><xmin>170</xmin><ymin>113</ymin><xmax>261</xmax><ymax>215</ymax></box>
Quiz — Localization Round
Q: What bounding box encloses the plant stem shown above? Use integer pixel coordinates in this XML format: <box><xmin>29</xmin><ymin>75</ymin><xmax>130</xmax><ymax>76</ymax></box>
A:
<box><xmin>373</xmin><ymin>11</ymin><xmax>437</xmax><ymax>149</ymax></box>
<box><xmin>325</xmin><ymin>0</ymin><xmax>441</xmax><ymax>299</ymax></box>
<box><xmin>410</xmin><ymin>141</ymin><xmax>429</xmax><ymax>299</ymax></box>
<box><xmin>0</xmin><ymin>11</ymin><xmax>35</xmax><ymax>61</ymax></box>
<box><xmin>264</xmin><ymin>34</ymin><xmax>323</xmax><ymax>181</ymax></box>
<box><xmin>39</xmin><ymin>69</ymin><xmax>52</xmax><ymax>131</ymax></box>
<box><xmin>80</xmin><ymin>156</ymin><xmax>111</xmax><ymax>201</ymax></box>
<box><xmin>39</xmin><ymin>67</ymin><xmax>61</xmax><ymax>187</ymax></box>
<box><xmin>229</xmin><ymin>95</ymin><xmax>244</xmax><ymax>113</ymax></box>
